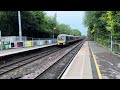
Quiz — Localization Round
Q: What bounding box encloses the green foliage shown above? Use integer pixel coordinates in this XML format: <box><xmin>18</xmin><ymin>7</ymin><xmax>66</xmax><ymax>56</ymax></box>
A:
<box><xmin>0</xmin><ymin>11</ymin><xmax>18</xmax><ymax>36</ymax></box>
<box><xmin>83</xmin><ymin>11</ymin><xmax>120</xmax><ymax>41</ymax></box>
<box><xmin>57</xmin><ymin>24</ymin><xmax>81</xmax><ymax>36</ymax></box>
<box><xmin>0</xmin><ymin>11</ymin><xmax>81</xmax><ymax>38</ymax></box>
<box><xmin>83</xmin><ymin>11</ymin><xmax>120</xmax><ymax>53</ymax></box>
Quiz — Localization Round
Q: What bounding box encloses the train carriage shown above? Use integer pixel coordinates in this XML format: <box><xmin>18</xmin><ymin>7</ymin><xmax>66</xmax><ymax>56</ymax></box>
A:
<box><xmin>57</xmin><ymin>34</ymin><xmax>81</xmax><ymax>45</ymax></box>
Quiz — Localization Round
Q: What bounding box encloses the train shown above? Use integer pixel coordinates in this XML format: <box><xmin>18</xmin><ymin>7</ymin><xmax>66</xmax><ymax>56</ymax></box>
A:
<box><xmin>57</xmin><ymin>34</ymin><xmax>81</xmax><ymax>45</ymax></box>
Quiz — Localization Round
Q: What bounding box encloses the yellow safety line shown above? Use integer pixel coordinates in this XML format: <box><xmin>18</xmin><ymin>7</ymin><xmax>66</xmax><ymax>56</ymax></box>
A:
<box><xmin>90</xmin><ymin>47</ymin><xmax>102</xmax><ymax>79</ymax></box>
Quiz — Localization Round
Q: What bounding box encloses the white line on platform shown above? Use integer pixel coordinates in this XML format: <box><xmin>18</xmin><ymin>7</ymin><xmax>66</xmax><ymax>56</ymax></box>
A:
<box><xmin>60</xmin><ymin>50</ymin><xmax>79</xmax><ymax>79</ymax></box>
<box><xmin>80</xmin><ymin>54</ymin><xmax>85</xmax><ymax>79</ymax></box>
<box><xmin>61</xmin><ymin>43</ymin><xmax>84</xmax><ymax>79</ymax></box>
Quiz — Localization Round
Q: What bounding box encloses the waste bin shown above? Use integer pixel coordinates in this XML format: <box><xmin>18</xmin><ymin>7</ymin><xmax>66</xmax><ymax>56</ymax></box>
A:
<box><xmin>4</xmin><ymin>42</ymin><xmax>9</xmax><ymax>49</ymax></box>
<box><xmin>42</xmin><ymin>40</ymin><xmax>47</xmax><ymax>45</ymax></box>
<box><xmin>27</xmin><ymin>41</ymin><xmax>33</xmax><ymax>47</ymax></box>
<box><xmin>5</xmin><ymin>44</ymin><xmax>9</xmax><ymax>49</ymax></box>
<box><xmin>27</xmin><ymin>41</ymin><xmax>30</xmax><ymax>47</ymax></box>
<box><xmin>17</xmin><ymin>41</ymin><xmax>23</xmax><ymax>47</ymax></box>
<box><xmin>11</xmin><ymin>42</ymin><xmax>14</xmax><ymax>47</ymax></box>
<box><xmin>30</xmin><ymin>41</ymin><xmax>33</xmax><ymax>46</ymax></box>
<box><xmin>34</xmin><ymin>40</ymin><xmax>37</xmax><ymax>46</ymax></box>
<box><xmin>48</xmin><ymin>40</ymin><xmax>52</xmax><ymax>44</ymax></box>
<box><xmin>37</xmin><ymin>40</ymin><xmax>43</xmax><ymax>45</ymax></box>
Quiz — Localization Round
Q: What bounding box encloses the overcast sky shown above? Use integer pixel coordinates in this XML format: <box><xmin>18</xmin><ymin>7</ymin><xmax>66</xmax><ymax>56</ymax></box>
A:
<box><xmin>45</xmin><ymin>11</ymin><xmax>87</xmax><ymax>36</ymax></box>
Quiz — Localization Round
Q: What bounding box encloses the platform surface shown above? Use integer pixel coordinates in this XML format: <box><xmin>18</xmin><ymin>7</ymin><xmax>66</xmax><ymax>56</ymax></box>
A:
<box><xmin>61</xmin><ymin>41</ymin><xmax>93</xmax><ymax>79</ymax></box>
<box><xmin>89</xmin><ymin>41</ymin><xmax>120</xmax><ymax>79</ymax></box>
<box><xmin>0</xmin><ymin>43</ymin><xmax>57</xmax><ymax>57</ymax></box>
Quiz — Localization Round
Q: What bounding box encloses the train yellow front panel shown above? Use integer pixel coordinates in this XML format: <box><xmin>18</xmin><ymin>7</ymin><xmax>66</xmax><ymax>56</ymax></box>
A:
<box><xmin>58</xmin><ymin>40</ymin><xmax>64</xmax><ymax>43</ymax></box>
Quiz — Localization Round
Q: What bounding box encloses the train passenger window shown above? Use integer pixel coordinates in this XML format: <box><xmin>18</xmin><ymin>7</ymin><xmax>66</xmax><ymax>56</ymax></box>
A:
<box><xmin>66</xmin><ymin>36</ymin><xmax>69</xmax><ymax>41</ymax></box>
<box><xmin>69</xmin><ymin>36</ymin><xmax>71</xmax><ymax>41</ymax></box>
<box><xmin>71</xmin><ymin>37</ymin><xmax>73</xmax><ymax>40</ymax></box>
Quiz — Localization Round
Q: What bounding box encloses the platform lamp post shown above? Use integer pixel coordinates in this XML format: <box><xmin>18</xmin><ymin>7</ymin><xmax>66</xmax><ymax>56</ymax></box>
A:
<box><xmin>18</xmin><ymin>11</ymin><xmax>22</xmax><ymax>41</ymax></box>
<box><xmin>53</xmin><ymin>27</ymin><xmax>56</xmax><ymax>43</ymax></box>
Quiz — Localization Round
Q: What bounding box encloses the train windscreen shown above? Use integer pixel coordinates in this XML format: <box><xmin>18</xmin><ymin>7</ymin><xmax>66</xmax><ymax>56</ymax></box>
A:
<box><xmin>58</xmin><ymin>36</ymin><xmax>65</xmax><ymax>40</ymax></box>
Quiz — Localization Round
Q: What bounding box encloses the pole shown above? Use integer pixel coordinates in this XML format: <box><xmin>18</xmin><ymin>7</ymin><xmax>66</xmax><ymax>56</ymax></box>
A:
<box><xmin>53</xmin><ymin>29</ymin><xmax>54</xmax><ymax>39</ymax></box>
<box><xmin>94</xmin><ymin>34</ymin><xmax>95</xmax><ymax>41</ymax></box>
<box><xmin>53</xmin><ymin>29</ymin><xmax>54</xmax><ymax>43</ymax></box>
<box><xmin>97</xmin><ymin>29</ymin><xmax>98</xmax><ymax>42</ymax></box>
<box><xmin>0</xmin><ymin>30</ymin><xmax>1</xmax><ymax>40</ymax></box>
<box><xmin>0</xmin><ymin>30</ymin><xmax>2</xmax><ymax>50</ymax></box>
<box><xmin>111</xmin><ymin>31</ymin><xmax>112</xmax><ymax>51</ymax></box>
<box><xmin>18</xmin><ymin>11</ymin><xmax>22</xmax><ymax>41</ymax></box>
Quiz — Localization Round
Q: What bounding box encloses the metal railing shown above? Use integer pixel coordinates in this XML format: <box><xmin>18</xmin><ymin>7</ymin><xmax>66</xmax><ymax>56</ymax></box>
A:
<box><xmin>112</xmin><ymin>41</ymin><xmax>120</xmax><ymax>54</ymax></box>
<box><xmin>96</xmin><ymin>39</ymin><xmax>120</xmax><ymax>54</ymax></box>
<box><xmin>0</xmin><ymin>36</ymin><xmax>57</xmax><ymax>50</ymax></box>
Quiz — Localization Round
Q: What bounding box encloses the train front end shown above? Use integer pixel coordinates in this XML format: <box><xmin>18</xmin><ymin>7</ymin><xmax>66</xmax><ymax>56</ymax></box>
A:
<box><xmin>57</xmin><ymin>34</ymin><xmax>66</xmax><ymax>45</ymax></box>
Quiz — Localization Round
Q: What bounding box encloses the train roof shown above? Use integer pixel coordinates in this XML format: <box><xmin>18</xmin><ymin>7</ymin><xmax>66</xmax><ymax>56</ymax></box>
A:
<box><xmin>58</xmin><ymin>34</ymin><xmax>72</xmax><ymax>36</ymax></box>
<box><xmin>58</xmin><ymin>34</ymin><xmax>80</xmax><ymax>37</ymax></box>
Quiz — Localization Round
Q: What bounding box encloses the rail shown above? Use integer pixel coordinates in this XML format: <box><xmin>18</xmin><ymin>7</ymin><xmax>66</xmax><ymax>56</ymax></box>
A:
<box><xmin>0</xmin><ymin>47</ymin><xmax>60</xmax><ymax>78</ymax></box>
<box><xmin>35</xmin><ymin>40</ymin><xmax>84</xmax><ymax>79</ymax></box>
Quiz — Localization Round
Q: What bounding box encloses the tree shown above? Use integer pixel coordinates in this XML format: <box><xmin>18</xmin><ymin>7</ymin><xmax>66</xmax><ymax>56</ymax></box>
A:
<box><xmin>83</xmin><ymin>11</ymin><xmax>120</xmax><ymax>47</ymax></box>
<box><xmin>0</xmin><ymin>11</ymin><xmax>82</xmax><ymax>39</ymax></box>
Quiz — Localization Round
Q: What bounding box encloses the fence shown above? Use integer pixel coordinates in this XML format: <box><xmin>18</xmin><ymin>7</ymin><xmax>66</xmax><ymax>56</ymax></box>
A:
<box><xmin>112</xmin><ymin>40</ymin><xmax>120</xmax><ymax>54</ymax></box>
<box><xmin>0</xmin><ymin>36</ymin><xmax>57</xmax><ymax>50</ymax></box>
<box><xmin>96</xmin><ymin>39</ymin><xmax>120</xmax><ymax>54</ymax></box>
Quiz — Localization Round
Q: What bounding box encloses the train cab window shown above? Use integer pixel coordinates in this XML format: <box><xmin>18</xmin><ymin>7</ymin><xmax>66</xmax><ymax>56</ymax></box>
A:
<box><xmin>58</xmin><ymin>36</ymin><xmax>65</xmax><ymax>40</ymax></box>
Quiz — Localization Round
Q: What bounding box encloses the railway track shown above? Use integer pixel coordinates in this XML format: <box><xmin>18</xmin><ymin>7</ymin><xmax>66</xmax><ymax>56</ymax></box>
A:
<box><xmin>0</xmin><ymin>46</ymin><xmax>61</xmax><ymax>77</ymax></box>
<box><xmin>35</xmin><ymin>40</ymin><xmax>84</xmax><ymax>79</ymax></box>
<box><xmin>0</xmin><ymin>41</ymin><xmax>81</xmax><ymax>79</ymax></box>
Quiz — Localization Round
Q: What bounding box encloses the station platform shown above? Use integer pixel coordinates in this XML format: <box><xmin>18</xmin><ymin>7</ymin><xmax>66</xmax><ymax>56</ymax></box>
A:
<box><xmin>89</xmin><ymin>41</ymin><xmax>120</xmax><ymax>79</ymax></box>
<box><xmin>0</xmin><ymin>43</ymin><xmax>57</xmax><ymax>57</ymax></box>
<box><xmin>61</xmin><ymin>41</ymin><xmax>120</xmax><ymax>79</ymax></box>
<box><xmin>61</xmin><ymin>41</ymin><xmax>93</xmax><ymax>79</ymax></box>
